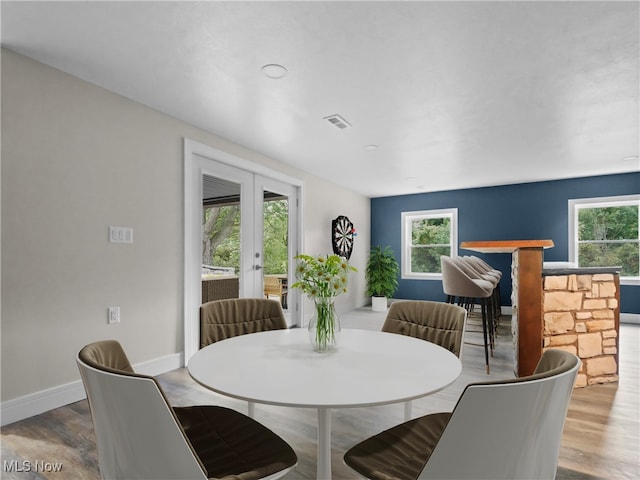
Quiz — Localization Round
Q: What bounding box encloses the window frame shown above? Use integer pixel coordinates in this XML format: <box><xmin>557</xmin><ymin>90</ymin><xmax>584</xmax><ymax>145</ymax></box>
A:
<box><xmin>401</xmin><ymin>208</ymin><xmax>458</xmax><ymax>280</ymax></box>
<box><xmin>568</xmin><ymin>194</ymin><xmax>640</xmax><ymax>286</ymax></box>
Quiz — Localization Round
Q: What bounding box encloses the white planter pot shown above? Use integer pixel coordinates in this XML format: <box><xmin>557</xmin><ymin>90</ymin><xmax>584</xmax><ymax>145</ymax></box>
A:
<box><xmin>371</xmin><ymin>296</ymin><xmax>388</xmax><ymax>312</ymax></box>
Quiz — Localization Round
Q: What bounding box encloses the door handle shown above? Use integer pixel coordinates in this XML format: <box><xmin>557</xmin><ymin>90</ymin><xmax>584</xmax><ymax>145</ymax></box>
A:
<box><xmin>255</xmin><ymin>264</ymin><xmax>263</xmax><ymax>270</ymax></box>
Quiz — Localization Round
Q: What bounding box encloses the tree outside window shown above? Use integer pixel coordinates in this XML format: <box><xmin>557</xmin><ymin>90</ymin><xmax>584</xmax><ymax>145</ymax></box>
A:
<box><xmin>202</xmin><ymin>199</ymin><xmax>289</xmax><ymax>275</ymax></box>
<box><xmin>202</xmin><ymin>205</ymin><xmax>240</xmax><ymax>271</ymax></box>
<box><xmin>262</xmin><ymin>199</ymin><xmax>289</xmax><ymax>274</ymax></box>
<box><xmin>570</xmin><ymin>195</ymin><xmax>639</xmax><ymax>283</ymax></box>
<box><xmin>401</xmin><ymin>208</ymin><xmax>458</xmax><ymax>279</ymax></box>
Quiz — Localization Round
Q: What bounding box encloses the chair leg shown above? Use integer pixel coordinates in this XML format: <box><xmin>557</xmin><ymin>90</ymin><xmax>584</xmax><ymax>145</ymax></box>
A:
<box><xmin>481</xmin><ymin>300</ymin><xmax>490</xmax><ymax>374</ymax></box>
<box><xmin>491</xmin><ymin>287</ymin><xmax>501</xmax><ymax>335</ymax></box>
<box><xmin>485</xmin><ymin>298</ymin><xmax>495</xmax><ymax>355</ymax></box>
<box><xmin>461</xmin><ymin>297</ymin><xmax>472</xmax><ymax>311</ymax></box>
<box><xmin>465</xmin><ymin>297</ymin><xmax>474</xmax><ymax>313</ymax></box>
<box><xmin>456</xmin><ymin>295</ymin><xmax>493</xmax><ymax>376</ymax></box>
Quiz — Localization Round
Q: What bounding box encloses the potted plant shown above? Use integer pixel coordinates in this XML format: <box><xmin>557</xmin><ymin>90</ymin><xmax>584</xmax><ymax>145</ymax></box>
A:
<box><xmin>365</xmin><ymin>246</ymin><xmax>400</xmax><ymax>312</ymax></box>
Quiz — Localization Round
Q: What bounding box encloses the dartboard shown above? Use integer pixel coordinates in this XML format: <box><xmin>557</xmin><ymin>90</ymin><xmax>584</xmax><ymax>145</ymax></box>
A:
<box><xmin>332</xmin><ymin>215</ymin><xmax>354</xmax><ymax>259</ymax></box>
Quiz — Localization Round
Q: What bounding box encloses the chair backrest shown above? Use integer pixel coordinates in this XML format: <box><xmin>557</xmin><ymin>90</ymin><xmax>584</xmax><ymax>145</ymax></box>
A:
<box><xmin>200</xmin><ymin>297</ymin><xmax>287</xmax><ymax>348</ymax></box>
<box><xmin>382</xmin><ymin>300</ymin><xmax>466</xmax><ymax>357</ymax></box>
<box><xmin>77</xmin><ymin>341</ymin><xmax>207</xmax><ymax>480</ymax></box>
<box><xmin>464</xmin><ymin>256</ymin><xmax>501</xmax><ymax>280</ymax></box>
<box><xmin>453</xmin><ymin>256</ymin><xmax>497</xmax><ymax>283</ymax></box>
<box><xmin>419</xmin><ymin>349</ymin><xmax>580</xmax><ymax>480</ymax></box>
<box><xmin>441</xmin><ymin>255</ymin><xmax>494</xmax><ymax>299</ymax></box>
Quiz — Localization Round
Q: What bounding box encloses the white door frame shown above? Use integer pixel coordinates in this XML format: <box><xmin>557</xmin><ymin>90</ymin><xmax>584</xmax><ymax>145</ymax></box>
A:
<box><xmin>183</xmin><ymin>138</ymin><xmax>303</xmax><ymax>362</ymax></box>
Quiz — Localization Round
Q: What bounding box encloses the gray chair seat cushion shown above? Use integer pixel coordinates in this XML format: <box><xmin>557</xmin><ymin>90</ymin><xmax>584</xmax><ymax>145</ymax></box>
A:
<box><xmin>174</xmin><ymin>405</ymin><xmax>297</xmax><ymax>480</ymax></box>
<box><xmin>343</xmin><ymin>412</ymin><xmax>451</xmax><ymax>480</ymax></box>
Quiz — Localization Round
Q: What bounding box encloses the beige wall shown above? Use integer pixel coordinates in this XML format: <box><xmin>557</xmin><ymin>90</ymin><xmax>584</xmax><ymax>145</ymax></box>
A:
<box><xmin>1</xmin><ymin>49</ymin><xmax>370</xmax><ymax>403</ymax></box>
<box><xmin>301</xmin><ymin>175</ymin><xmax>370</xmax><ymax>317</ymax></box>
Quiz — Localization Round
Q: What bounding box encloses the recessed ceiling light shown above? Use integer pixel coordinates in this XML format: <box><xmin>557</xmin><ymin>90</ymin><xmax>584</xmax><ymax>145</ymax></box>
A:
<box><xmin>261</xmin><ymin>64</ymin><xmax>287</xmax><ymax>79</ymax></box>
<box><xmin>364</xmin><ymin>144</ymin><xmax>378</xmax><ymax>151</ymax></box>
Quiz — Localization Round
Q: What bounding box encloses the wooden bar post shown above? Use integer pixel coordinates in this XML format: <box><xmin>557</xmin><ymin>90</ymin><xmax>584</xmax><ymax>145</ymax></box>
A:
<box><xmin>513</xmin><ymin>248</ymin><xmax>544</xmax><ymax>377</ymax></box>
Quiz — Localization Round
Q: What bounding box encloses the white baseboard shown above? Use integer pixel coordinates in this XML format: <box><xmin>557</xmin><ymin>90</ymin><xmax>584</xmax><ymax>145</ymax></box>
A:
<box><xmin>621</xmin><ymin>313</ymin><xmax>640</xmax><ymax>325</ymax></box>
<box><xmin>0</xmin><ymin>380</ymin><xmax>87</xmax><ymax>428</ymax></box>
<box><xmin>1</xmin><ymin>352</ymin><xmax>183</xmax><ymax>427</ymax></box>
<box><xmin>134</xmin><ymin>351</ymin><xmax>184</xmax><ymax>377</ymax></box>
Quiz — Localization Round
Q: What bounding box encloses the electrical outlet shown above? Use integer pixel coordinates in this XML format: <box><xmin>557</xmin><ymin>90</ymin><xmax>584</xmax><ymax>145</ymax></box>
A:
<box><xmin>108</xmin><ymin>307</ymin><xmax>120</xmax><ymax>324</ymax></box>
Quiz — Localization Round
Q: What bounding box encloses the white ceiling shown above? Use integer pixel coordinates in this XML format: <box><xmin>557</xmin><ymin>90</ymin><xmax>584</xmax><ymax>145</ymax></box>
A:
<box><xmin>2</xmin><ymin>1</ymin><xmax>638</xmax><ymax>198</ymax></box>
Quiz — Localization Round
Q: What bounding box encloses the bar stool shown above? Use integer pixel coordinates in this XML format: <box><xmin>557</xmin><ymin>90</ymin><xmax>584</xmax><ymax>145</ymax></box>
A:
<box><xmin>464</xmin><ymin>256</ymin><xmax>502</xmax><ymax>335</ymax></box>
<box><xmin>441</xmin><ymin>255</ymin><xmax>494</xmax><ymax>373</ymax></box>
<box><xmin>451</xmin><ymin>256</ymin><xmax>500</xmax><ymax>350</ymax></box>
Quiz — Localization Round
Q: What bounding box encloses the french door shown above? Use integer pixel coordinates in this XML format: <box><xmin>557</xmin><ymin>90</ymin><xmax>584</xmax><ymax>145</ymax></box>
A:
<box><xmin>184</xmin><ymin>140</ymin><xmax>302</xmax><ymax>361</ymax></box>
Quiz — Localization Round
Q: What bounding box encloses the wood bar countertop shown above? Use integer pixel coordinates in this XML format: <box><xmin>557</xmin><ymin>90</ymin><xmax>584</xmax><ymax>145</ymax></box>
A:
<box><xmin>460</xmin><ymin>239</ymin><xmax>554</xmax><ymax>253</ymax></box>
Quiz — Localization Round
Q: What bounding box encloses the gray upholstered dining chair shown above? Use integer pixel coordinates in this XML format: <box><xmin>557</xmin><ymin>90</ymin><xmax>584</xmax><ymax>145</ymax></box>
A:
<box><xmin>77</xmin><ymin>340</ymin><xmax>297</xmax><ymax>480</ymax></box>
<box><xmin>200</xmin><ymin>297</ymin><xmax>288</xmax><ymax>417</ymax></box>
<box><xmin>344</xmin><ymin>349</ymin><xmax>580</xmax><ymax>480</ymax></box>
<box><xmin>200</xmin><ymin>297</ymin><xmax>287</xmax><ymax>348</ymax></box>
<box><xmin>382</xmin><ymin>300</ymin><xmax>466</xmax><ymax>420</ymax></box>
<box><xmin>383</xmin><ymin>300</ymin><xmax>467</xmax><ymax>356</ymax></box>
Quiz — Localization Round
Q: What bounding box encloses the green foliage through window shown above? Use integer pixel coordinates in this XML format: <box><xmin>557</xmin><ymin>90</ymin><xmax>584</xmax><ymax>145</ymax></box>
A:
<box><xmin>202</xmin><ymin>199</ymin><xmax>289</xmax><ymax>275</ymax></box>
<box><xmin>402</xmin><ymin>209</ymin><xmax>457</xmax><ymax>276</ymax></box>
<box><xmin>576</xmin><ymin>203</ymin><xmax>639</xmax><ymax>277</ymax></box>
<box><xmin>202</xmin><ymin>205</ymin><xmax>240</xmax><ymax>271</ymax></box>
<box><xmin>263</xmin><ymin>199</ymin><xmax>289</xmax><ymax>275</ymax></box>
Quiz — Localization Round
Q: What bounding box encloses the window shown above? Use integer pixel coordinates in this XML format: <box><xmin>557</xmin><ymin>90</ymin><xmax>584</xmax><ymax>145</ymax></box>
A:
<box><xmin>569</xmin><ymin>195</ymin><xmax>639</xmax><ymax>284</ymax></box>
<box><xmin>401</xmin><ymin>208</ymin><xmax>458</xmax><ymax>279</ymax></box>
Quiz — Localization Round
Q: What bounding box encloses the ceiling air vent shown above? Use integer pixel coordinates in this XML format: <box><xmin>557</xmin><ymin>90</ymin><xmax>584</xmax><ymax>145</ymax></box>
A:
<box><xmin>324</xmin><ymin>114</ymin><xmax>351</xmax><ymax>130</ymax></box>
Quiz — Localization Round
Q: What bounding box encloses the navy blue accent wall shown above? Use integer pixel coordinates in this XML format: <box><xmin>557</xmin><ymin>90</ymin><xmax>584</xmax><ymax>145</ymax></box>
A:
<box><xmin>370</xmin><ymin>172</ymin><xmax>640</xmax><ymax>314</ymax></box>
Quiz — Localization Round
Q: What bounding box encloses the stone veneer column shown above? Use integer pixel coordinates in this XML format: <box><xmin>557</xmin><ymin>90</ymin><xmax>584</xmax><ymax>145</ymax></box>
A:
<box><xmin>543</xmin><ymin>272</ymin><xmax>620</xmax><ymax>387</ymax></box>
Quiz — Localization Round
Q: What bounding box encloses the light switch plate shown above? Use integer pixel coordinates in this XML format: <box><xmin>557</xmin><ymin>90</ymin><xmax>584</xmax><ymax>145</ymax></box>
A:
<box><xmin>108</xmin><ymin>307</ymin><xmax>120</xmax><ymax>324</ymax></box>
<box><xmin>109</xmin><ymin>226</ymin><xmax>133</xmax><ymax>244</ymax></box>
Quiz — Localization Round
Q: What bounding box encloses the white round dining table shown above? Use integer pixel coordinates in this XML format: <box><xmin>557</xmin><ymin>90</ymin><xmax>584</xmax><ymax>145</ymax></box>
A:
<box><xmin>187</xmin><ymin>328</ymin><xmax>462</xmax><ymax>480</ymax></box>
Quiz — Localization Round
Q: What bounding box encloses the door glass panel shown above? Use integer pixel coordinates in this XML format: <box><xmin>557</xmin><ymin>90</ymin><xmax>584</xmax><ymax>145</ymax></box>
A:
<box><xmin>262</xmin><ymin>190</ymin><xmax>289</xmax><ymax>311</ymax></box>
<box><xmin>201</xmin><ymin>174</ymin><xmax>240</xmax><ymax>303</ymax></box>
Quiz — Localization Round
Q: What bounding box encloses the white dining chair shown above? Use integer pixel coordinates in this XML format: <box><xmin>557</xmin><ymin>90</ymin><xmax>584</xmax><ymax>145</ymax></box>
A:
<box><xmin>344</xmin><ymin>349</ymin><xmax>580</xmax><ymax>480</ymax></box>
<box><xmin>77</xmin><ymin>340</ymin><xmax>297</xmax><ymax>480</ymax></box>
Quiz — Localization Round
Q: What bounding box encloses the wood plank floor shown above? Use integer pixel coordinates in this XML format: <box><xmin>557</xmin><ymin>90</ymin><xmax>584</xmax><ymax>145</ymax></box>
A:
<box><xmin>2</xmin><ymin>309</ymin><xmax>638</xmax><ymax>479</ymax></box>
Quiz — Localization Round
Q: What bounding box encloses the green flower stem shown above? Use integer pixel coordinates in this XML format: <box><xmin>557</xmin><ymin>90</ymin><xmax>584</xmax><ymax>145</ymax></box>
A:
<box><xmin>291</xmin><ymin>254</ymin><xmax>353</xmax><ymax>351</ymax></box>
<box><xmin>314</xmin><ymin>297</ymin><xmax>336</xmax><ymax>351</ymax></box>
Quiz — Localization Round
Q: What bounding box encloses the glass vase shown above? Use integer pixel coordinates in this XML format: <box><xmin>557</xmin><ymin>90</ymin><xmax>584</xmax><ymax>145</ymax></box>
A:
<box><xmin>308</xmin><ymin>296</ymin><xmax>341</xmax><ymax>352</ymax></box>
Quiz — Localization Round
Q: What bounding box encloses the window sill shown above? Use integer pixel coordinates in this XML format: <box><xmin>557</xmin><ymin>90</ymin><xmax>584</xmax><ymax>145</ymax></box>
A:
<box><xmin>401</xmin><ymin>273</ymin><xmax>443</xmax><ymax>281</ymax></box>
